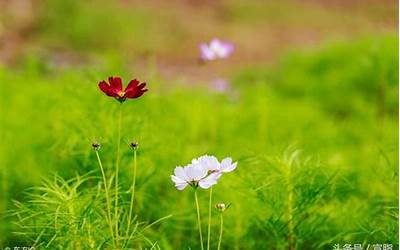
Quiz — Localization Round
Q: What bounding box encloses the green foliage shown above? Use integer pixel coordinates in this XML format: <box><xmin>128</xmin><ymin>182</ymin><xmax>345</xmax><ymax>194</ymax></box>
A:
<box><xmin>11</xmin><ymin>173</ymin><xmax>167</xmax><ymax>249</ymax></box>
<box><xmin>0</xmin><ymin>36</ymin><xmax>398</xmax><ymax>249</ymax></box>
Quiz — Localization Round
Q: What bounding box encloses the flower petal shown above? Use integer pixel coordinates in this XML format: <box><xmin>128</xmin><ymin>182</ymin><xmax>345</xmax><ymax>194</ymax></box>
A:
<box><xmin>208</xmin><ymin>39</ymin><xmax>233</xmax><ymax>59</ymax></box>
<box><xmin>210</xmin><ymin>38</ymin><xmax>222</xmax><ymax>50</ymax></box>
<box><xmin>175</xmin><ymin>182</ymin><xmax>189</xmax><ymax>190</ymax></box>
<box><xmin>197</xmin><ymin>155</ymin><xmax>220</xmax><ymax>171</ymax></box>
<box><xmin>124</xmin><ymin>82</ymin><xmax>148</xmax><ymax>99</ymax></box>
<box><xmin>220</xmin><ymin>157</ymin><xmax>237</xmax><ymax>172</ymax></box>
<box><xmin>200</xmin><ymin>43</ymin><xmax>216</xmax><ymax>61</ymax></box>
<box><xmin>214</xmin><ymin>42</ymin><xmax>233</xmax><ymax>58</ymax></box>
<box><xmin>185</xmin><ymin>163</ymin><xmax>207</xmax><ymax>181</ymax></box>
<box><xmin>174</xmin><ymin>166</ymin><xmax>188</xmax><ymax>181</ymax></box>
<box><xmin>99</xmin><ymin>81</ymin><xmax>118</xmax><ymax>97</ymax></box>
<box><xmin>124</xmin><ymin>79</ymin><xmax>140</xmax><ymax>92</ymax></box>
<box><xmin>108</xmin><ymin>76</ymin><xmax>123</xmax><ymax>91</ymax></box>
<box><xmin>171</xmin><ymin>174</ymin><xmax>188</xmax><ymax>191</ymax></box>
<box><xmin>172</xmin><ymin>165</ymin><xmax>192</xmax><ymax>190</ymax></box>
<box><xmin>171</xmin><ymin>175</ymin><xmax>185</xmax><ymax>184</ymax></box>
<box><xmin>199</xmin><ymin>172</ymin><xmax>221</xmax><ymax>189</ymax></box>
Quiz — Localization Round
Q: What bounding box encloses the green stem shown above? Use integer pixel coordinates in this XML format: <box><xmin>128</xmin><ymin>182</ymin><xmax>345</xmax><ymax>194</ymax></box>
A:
<box><xmin>68</xmin><ymin>201</ymin><xmax>81</xmax><ymax>249</ymax></box>
<box><xmin>217</xmin><ymin>213</ymin><xmax>223</xmax><ymax>250</ymax></box>
<box><xmin>126</xmin><ymin>149</ymin><xmax>137</xmax><ymax>238</ymax></box>
<box><xmin>206</xmin><ymin>188</ymin><xmax>213</xmax><ymax>250</ymax></box>
<box><xmin>286</xmin><ymin>164</ymin><xmax>294</xmax><ymax>250</ymax></box>
<box><xmin>194</xmin><ymin>189</ymin><xmax>204</xmax><ymax>250</ymax></box>
<box><xmin>1</xmin><ymin>163</ymin><xmax>7</xmax><ymax>238</ymax></box>
<box><xmin>95</xmin><ymin>150</ymin><xmax>115</xmax><ymax>248</ymax></box>
<box><xmin>114</xmin><ymin>104</ymin><xmax>123</xmax><ymax>248</ymax></box>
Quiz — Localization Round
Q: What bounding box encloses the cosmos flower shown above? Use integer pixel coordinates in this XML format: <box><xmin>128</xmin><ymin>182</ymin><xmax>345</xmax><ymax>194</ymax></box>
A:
<box><xmin>98</xmin><ymin>76</ymin><xmax>147</xmax><ymax>102</ymax></box>
<box><xmin>171</xmin><ymin>163</ymin><xmax>221</xmax><ymax>190</ymax></box>
<box><xmin>194</xmin><ymin>155</ymin><xmax>237</xmax><ymax>174</ymax></box>
<box><xmin>171</xmin><ymin>155</ymin><xmax>237</xmax><ymax>190</ymax></box>
<box><xmin>199</xmin><ymin>38</ymin><xmax>234</xmax><ymax>61</ymax></box>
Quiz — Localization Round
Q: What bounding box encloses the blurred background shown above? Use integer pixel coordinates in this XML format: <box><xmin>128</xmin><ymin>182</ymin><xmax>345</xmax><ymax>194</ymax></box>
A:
<box><xmin>0</xmin><ymin>0</ymin><xmax>398</xmax><ymax>79</ymax></box>
<box><xmin>0</xmin><ymin>0</ymin><xmax>398</xmax><ymax>249</ymax></box>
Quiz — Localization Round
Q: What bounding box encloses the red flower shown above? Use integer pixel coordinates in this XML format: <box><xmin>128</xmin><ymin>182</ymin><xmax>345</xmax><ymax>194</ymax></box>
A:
<box><xmin>98</xmin><ymin>76</ymin><xmax>148</xmax><ymax>102</ymax></box>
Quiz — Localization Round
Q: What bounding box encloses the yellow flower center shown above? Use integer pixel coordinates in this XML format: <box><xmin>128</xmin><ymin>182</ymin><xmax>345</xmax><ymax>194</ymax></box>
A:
<box><xmin>117</xmin><ymin>91</ymin><xmax>125</xmax><ymax>97</ymax></box>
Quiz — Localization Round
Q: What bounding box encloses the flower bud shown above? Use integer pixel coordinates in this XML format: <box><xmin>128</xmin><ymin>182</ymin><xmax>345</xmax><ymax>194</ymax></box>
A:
<box><xmin>92</xmin><ymin>141</ymin><xmax>101</xmax><ymax>151</ymax></box>
<box><xmin>129</xmin><ymin>141</ymin><xmax>139</xmax><ymax>150</ymax></box>
<box><xmin>216</xmin><ymin>203</ymin><xmax>226</xmax><ymax>211</ymax></box>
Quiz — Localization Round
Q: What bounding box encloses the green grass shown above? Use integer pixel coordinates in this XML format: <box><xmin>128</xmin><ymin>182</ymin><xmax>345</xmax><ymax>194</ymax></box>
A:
<box><xmin>0</xmin><ymin>35</ymin><xmax>398</xmax><ymax>249</ymax></box>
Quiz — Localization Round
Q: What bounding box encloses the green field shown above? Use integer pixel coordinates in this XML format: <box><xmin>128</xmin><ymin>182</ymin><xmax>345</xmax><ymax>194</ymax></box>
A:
<box><xmin>0</xmin><ymin>1</ymin><xmax>398</xmax><ymax>249</ymax></box>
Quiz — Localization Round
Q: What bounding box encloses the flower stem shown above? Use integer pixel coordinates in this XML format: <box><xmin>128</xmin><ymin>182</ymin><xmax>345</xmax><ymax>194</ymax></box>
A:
<box><xmin>217</xmin><ymin>213</ymin><xmax>223</xmax><ymax>250</ymax></box>
<box><xmin>95</xmin><ymin>150</ymin><xmax>115</xmax><ymax>248</ymax></box>
<box><xmin>126</xmin><ymin>149</ymin><xmax>137</xmax><ymax>238</ymax></box>
<box><xmin>194</xmin><ymin>189</ymin><xmax>205</xmax><ymax>250</ymax></box>
<box><xmin>206</xmin><ymin>187</ymin><xmax>213</xmax><ymax>250</ymax></box>
<box><xmin>286</xmin><ymin>162</ymin><xmax>295</xmax><ymax>250</ymax></box>
<box><xmin>114</xmin><ymin>103</ymin><xmax>123</xmax><ymax>248</ymax></box>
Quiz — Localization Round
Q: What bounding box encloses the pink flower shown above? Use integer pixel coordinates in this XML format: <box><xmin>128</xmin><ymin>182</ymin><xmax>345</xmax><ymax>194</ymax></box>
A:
<box><xmin>199</xmin><ymin>38</ymin><xmax>234</xmax><ymax>61</ymax></box>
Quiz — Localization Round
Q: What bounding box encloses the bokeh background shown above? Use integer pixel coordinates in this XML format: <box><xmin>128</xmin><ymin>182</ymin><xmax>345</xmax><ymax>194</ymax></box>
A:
<box><xmin>0</xmin><ymin>0</ymin><xmax>398</xmax><ymax>249</ymax></box>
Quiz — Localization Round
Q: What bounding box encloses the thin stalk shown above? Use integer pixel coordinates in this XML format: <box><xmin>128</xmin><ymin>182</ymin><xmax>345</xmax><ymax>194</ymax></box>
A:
<box><xmin>95</xmin><ymin>150</ymin><xmax>115</xmax><ymax>248</ymax></box>
<box><xmin>126</xmin><ymin>149</ymin><xmax>137</xmax><ymax>238</ymax></box>
<box><xmin>114</xmin><ymin>104</ymin><xmax>123</xmax><ymax>247</ymax></box>
<box><xmin>286</xmin><ymin>163</ymin><xmax>295</xmax><ymax>250</ymax></box>
<box><xmin>194</xmin><ymin>189</ymin><xmax>204</xmax><ymax>250</ymax></box>
<box><xmin>1</xmin><ymin>164</ymin><xmax>7</xmax><ymax>235</ymax></box>
<box><xmin>217</xmin><ymin>213</ymin><xmax>224</xmax><ymax>250</ymax></box>
<box><xmin>206</xmin><ymin>187</ymin><xmax>213</xmax><ymax>250</ymax></box>
<box><xmin>68</xmin><ymin>202</ymin><xmax>81</xmax><ymax>250</ymax></box>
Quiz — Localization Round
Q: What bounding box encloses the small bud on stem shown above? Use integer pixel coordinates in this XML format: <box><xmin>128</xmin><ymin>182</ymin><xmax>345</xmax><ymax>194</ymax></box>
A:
<box><xmin>129</xmin><ymin>141</ymin><xmax>139</xmax><ymax>150</ymax></box>
<box><xmin>92</xmin><ymin>141</ymin><xmax>101</xmax><ymax>151</ymax></box>
<box><xmin>216</xmin><ymin>202</ymin><xmax>231</xmax><ymax>212</ymax></box>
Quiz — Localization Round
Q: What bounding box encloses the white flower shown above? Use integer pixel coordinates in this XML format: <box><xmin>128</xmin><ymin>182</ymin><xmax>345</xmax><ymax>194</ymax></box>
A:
<box><xmin>171</xmin><ymin>155</ymin><xmax>237</xmax><ymax>191</ymax></box>
<box><xmin>171</xmin><ymin>163</ymin><xmax>221</xmax><ymax>191</ymax></box>
<box><xmin>194</xmin><ymin>155</ymin><xmax>237</xmax><ymax>173</ymax></box>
